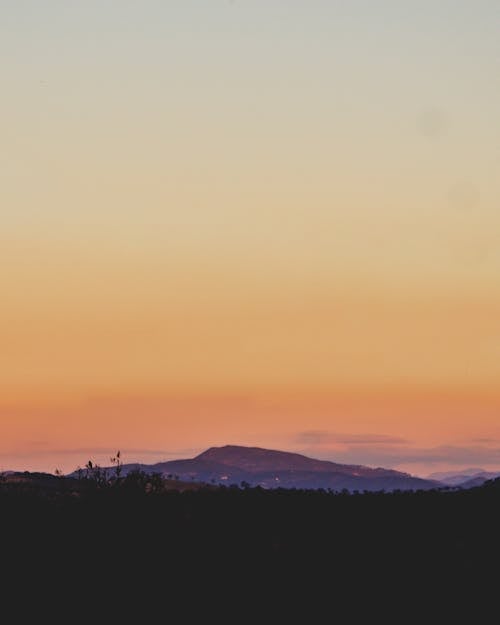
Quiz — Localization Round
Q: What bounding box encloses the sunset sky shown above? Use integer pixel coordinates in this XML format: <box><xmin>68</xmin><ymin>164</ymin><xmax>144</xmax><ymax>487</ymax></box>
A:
<box><xmin>1</xmin><ymin>1</ymin><xmax>499</xmax><ymax>477</ymax></box>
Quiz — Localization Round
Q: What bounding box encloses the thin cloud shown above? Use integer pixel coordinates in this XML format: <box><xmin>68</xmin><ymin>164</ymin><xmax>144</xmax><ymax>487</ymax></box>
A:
<box><xmin>299</xmin><ymin>444</ymin><xmax>500</xmax><ymax>469</ymax></box>
<box><xmin>0</xmin><ymin>447</ymin><xmax>198</xmax><ymax>460</ymax></box>
<box><xmin>296</xmin><ymin>430</ymin><xmax>410</xmax><ymax>445</ymax></box>
<box><xmin>294</xmin><ymin>430</ymin><xmax>500</xmax><ymax>468</ymax></box>
<box><xmin>471</xmin><ymin>438</ymin><xmax>499</xmax><ymax>444</ymax></box>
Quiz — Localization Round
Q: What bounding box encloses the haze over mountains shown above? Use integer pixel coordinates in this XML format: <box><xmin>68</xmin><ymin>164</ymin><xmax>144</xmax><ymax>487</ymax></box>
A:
<box><xmin>428</xmin><ymin>468</ymin><xmax>500</xmax><ymax>488</ymax></box>
<box><xmin>69</xmin><ymin>445</ymin><xmax>439</xmax><ymax>492</ymax></box>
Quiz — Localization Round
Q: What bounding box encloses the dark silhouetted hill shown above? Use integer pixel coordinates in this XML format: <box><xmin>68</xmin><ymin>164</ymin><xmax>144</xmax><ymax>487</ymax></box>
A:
<box><xmin>1</xmin><ymin>468</ymin><xmax>499</xmax><ymax>620</ymax></box>
<box><xmin>68</xmin><ymin>444</ymin><xmax>438</xmax><ymax>491</ymax></box>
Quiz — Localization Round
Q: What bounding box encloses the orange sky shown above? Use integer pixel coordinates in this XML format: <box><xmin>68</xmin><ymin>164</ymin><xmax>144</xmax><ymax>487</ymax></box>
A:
<box><xmin>1</xmin><ymin>2</ymin><xmax>499</xmax><ymax>476</ymax></box>
<box><xmin>2</xmin><ymin>387</ymin><xmax>500</xmax><ymax>477</ymax></box>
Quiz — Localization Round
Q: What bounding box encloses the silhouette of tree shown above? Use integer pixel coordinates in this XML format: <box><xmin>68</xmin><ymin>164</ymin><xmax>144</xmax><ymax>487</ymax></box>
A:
<box><xmin>84</xmin><ymin>460</ymin><xmax>107</xmax><ymax>486</ymax></box>
<box><xmin>110</xmin><ymin>450</ymin><xmax>122</xmax><ymax>479</ymax></box>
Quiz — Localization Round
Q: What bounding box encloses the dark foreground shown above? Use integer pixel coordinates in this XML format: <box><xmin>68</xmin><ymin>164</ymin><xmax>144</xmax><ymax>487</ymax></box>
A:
<box><xmin>1</xmin><ymin>473</ymin><xmax>499</xmax><ymax>620</ymax></box>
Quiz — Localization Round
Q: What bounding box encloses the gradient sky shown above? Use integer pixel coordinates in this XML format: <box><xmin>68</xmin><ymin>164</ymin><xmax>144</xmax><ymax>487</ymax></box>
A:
<box><xmin>1</xmin><ymin>1</ymin><xmax>499</xmax><ymax>477</ymax></box>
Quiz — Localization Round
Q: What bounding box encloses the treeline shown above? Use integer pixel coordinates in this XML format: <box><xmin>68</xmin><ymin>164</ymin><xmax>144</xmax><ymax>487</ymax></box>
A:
<box><xmin>1</xmin><ymin>471</ymin><xmax>498</xmax><ymax>618</ymax></box>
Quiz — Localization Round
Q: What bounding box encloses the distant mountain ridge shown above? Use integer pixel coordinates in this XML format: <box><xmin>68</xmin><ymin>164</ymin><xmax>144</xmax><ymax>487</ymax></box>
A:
<box><xmin>428</xmin><ymin>468</ymin><xmax>500</xmax><ymax>488</ymax></box>
<box><xmin>68</xmin><ymin>444</ymin><xmax>439</xmax><ymax>492</ymax></box>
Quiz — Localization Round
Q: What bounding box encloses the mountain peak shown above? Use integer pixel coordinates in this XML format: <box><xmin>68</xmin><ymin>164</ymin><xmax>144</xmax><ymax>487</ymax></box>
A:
<box><xmin>68</xmin><ymin>443</ymin><xmax>438</xmax><ymax>492</ymax></box>
<box><xmin>195</xmin><ymin>444</ymin><xmax>343</xmax><ymax>472</ymax></box>
<box><xmin>195</xmin><ymin>445</ymin><xmax>405</xmax><ymax>478</ymax></box>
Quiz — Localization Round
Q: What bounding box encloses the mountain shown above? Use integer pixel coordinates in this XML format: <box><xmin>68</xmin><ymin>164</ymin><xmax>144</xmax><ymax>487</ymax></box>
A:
<box><xmin>428</xmin><ymin>468</ymin><xmax>486</xmax><ymax>481</ymax></box>
<box><xmin>428</xmin><ymin>468</ymin><xmax>500</xmax><ymax>487</ymax></box>
<box><xmin>69</xmin><ymin>445</ymin><xmax>439</xmax><ymax>492</ymax></box>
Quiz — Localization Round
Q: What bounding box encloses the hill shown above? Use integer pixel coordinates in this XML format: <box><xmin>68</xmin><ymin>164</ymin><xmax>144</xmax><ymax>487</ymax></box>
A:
<box><xmin>428</xmin><ymin>468</ymin><xmax>500</xmax><ymax>487</ymax></box>
<box><xmin>1</xmin><ymin>467</ymin><xmax>499</xmax><ymax>619</ymax></box>
<box><xmin>69</xmin><ymin>444</ymin><xmax>439</xmax><ymax>492</ymax></box>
